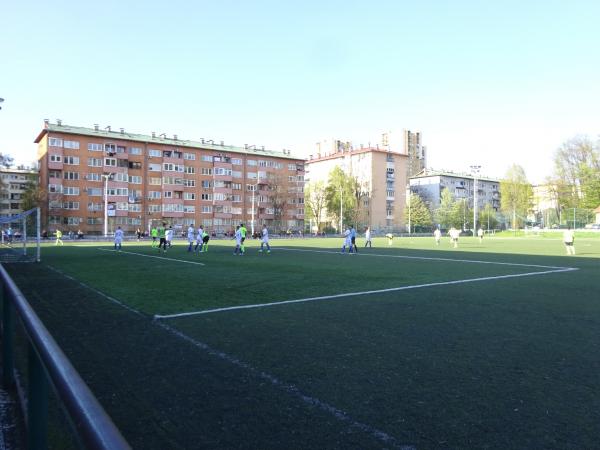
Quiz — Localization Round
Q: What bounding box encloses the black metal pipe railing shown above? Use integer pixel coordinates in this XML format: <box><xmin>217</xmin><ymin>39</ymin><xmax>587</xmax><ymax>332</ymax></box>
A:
<box><xmin>0</xmin><ymin>264</ymin><xmax>130</xmax><ymax>450</ymax></box>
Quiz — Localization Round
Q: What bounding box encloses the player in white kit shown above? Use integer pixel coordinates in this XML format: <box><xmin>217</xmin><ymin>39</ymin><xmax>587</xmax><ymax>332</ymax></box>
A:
<box><xmin>259</xmin><ymin>225</ymin><xmax>271</xmax><ymax>253</ymax></box>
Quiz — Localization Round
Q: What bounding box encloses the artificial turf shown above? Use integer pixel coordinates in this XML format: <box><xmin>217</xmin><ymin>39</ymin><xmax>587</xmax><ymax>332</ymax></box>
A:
<box><xmin>4</xmin><ymin>235</ymin><xmax>600</xmax><ymax>449</ymax></box>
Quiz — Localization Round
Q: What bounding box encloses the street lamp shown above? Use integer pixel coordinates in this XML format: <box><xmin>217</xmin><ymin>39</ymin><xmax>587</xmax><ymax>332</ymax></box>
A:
<box><xmin>102</xmin><ymin>173</ymin><xmax>114</xmax><ymax>237</ymax></box>
<box><xmin>470</xmin><ymin>165</ymin><xmax>481</xmax><ymax>237</ymax></box>
<box><xmin>251</xmin><ymin>181</ymin><xmax>259</xmax><ymax>236</ymax></box>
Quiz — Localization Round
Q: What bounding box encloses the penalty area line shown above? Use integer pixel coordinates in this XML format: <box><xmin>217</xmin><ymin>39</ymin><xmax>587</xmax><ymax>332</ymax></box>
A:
<box><xmin>154</xmin><ymin>267</ymin><xmax>578</xmax><ymax>320</ymax></box>
<box><xmin>97</xmin><ymin>248</ymin><xmax>205</xmax><ymax>266</ymax></box>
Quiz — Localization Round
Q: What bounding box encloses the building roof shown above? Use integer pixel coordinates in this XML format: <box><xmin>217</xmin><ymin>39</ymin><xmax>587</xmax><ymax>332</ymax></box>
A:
<box><xmin>306</xmin><ymin>147</ymin><xmax>407</xmax><ymax>164</ymax></box>
<box><xmin>409</xmin><ymin>169</ymin><xmax>499</xmax><ymax>183</ymax></box>
<box><xmin>34</xmin><ymin>122</ymin><xmax>303</xmax><ymax>161</ymax></box>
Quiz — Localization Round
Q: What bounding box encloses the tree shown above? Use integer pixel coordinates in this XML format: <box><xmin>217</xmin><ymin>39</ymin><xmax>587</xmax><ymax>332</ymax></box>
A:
<box><xmin>349</xmin><ymin>177</ymin><xmax>371</xmax><ymax>231</ymax></box>
<box><xmin>434</xmin><ymin>188</ymin><xmax>467</xmax><ymax>229</ymax></box>
<box><xmin>324</xmin><ymin>166</ymin><xmax>355</xmax><ymax>230</ymax></box>
<box><xmin>0</xmin><ymin>153</ymin><xmax>13</xmax><ymax>169</ymax></box>
<box><xmin>266</xmin><ymin>174</ymin><xmax>288</xmax><ymax>232</ymax></box>
<box><xmin>404</xmin><ymin>193</ymin><xmax>432</xmax><ymax>231</ymax></box>
<box><xmin>478</xmin><ymin>203</ymin><xmax>499</xmax><ymax>230</ymax></box>
<box><xmin>304</xmin><ymin>181</ymin><xmax>328</xmax><ymax>232</ymax></box>
<box><xmin>500</xmin><ymin>164</ymin><xmax>533</xmax><ymax>229</ymax></box>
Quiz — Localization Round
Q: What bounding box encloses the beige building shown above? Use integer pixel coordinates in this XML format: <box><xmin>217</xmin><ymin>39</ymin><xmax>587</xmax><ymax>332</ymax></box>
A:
<box><xmin>0</xmin><ymin>167</ymin><xmax>38</xmax><ymax>218</ymax></box>
<box><xmin>305</xmin><ymin>143</ymin><xmax>408</xmax><ymax>232</ymax></box>
<box><xmin>403</xmin><ymin>130</ymin><xmax>427</xmax><ymax>179</ymax></box>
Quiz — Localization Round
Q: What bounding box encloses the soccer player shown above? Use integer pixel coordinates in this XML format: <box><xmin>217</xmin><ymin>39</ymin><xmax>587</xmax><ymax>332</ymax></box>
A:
<box><xmin>201</xmin><ymin>228</ymin><xmax>210</xmax><ymax>252</ymax></box>
<box><xmin>187</xmin><ymin>224</ymin><xmax>195</xmax><ymax>252</ymax></box>
<box><xmin>114</xmin><ymin>226</ymin><xmax>124</xmax><ymax>251</ymax></box>
<box><xmin>157</xmin><ymin>223</ymin><xmax>167</xmax><ymax>253</ymax></box>
<box><xmin>259</xmin><ymin>225</ymin><xmax>271</xmax><ymax>253</ymax></box>
<box><xmin>563</xmin><ymin>226</ymin><xmax>575</xmax><ymax>255</ymax></box>
<box><xmin>448</xmin><ymin>227</ymin><xmax>459</xmax><ymax>248</ymax></box>
<box><xmin>194</xmin><ymin>225</ymin><xmax>204</xmax><ymax>253</ymax></box>
<box><xmin>233</xmin><ymin>225</ymin><xmax>243</xmax><ymax>255</ymax></box>
<box><xmin>350</xmin><ymin>225</ymin><xmax>358</xmax><ymax>253</ymax></box>
<box><xmin>55</xmin><ymin>229</ymin><xmax>64</xmax><ymax>246</ymax></box>
<box><xmin>165</xmin><ymin>226</ymin><xmax>174</xmax><ymax>249</ymax></box>
<box><xmin>385</xmin><ymin>233</ymin><xmax>394</xmax><ymax>246</ymax></box>
<box><xmin>239</xmin><ymin>223</ymin><xmax>247</xmax><ymax>254</ymax></box>
<box><xmin>341</xmin><ymin>229</ymin><xmax>353</xmax><ymax>253</ymax></box>
<box><xmin>477</xmin><ymin>227</ymin><xmax>484</xmax><ymax>243</ymax></box>
<box><xmin>151</xmin><ymin>226</ymin><xmax>158</xmax><ymax>248</ymax></box>
<box><xmin>434</xmin><ymin>227</ymin><xmax>442</xmax><ymax>245</ymax></box>
<box><xmin>364</xmin><ymin>227</ymin><xmax>372</xmax><ymax>248</ymax></box>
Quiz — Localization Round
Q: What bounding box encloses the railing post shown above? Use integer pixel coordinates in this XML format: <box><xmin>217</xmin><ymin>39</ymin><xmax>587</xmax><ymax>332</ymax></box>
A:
<box><xmin>28</xmin><ymin>342</ymin><xmax>48</xmax><ymax>450</ymax></box>
<box><xmin>2</xmin><ymin>282</ymin><xmax>15</xmax><ymax>388</ymax></box>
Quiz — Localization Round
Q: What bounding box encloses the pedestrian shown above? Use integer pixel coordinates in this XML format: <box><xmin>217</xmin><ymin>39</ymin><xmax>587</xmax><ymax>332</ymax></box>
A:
<box><xmin>364</xmin><ymin>227</ymin><xmax>372</xmax><ymax>248</ymax></box>
<box><xmin>563</xmin><ymin>226</ymin><xmax>575</xmax><ymax>255</ymax></box>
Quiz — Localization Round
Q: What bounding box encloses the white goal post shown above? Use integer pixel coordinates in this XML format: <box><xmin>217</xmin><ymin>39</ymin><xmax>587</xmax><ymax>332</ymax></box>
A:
<box><xmin>0</xmin><ymin>207</ymin><xmax>41</xmax><ymax>262</ymax></box>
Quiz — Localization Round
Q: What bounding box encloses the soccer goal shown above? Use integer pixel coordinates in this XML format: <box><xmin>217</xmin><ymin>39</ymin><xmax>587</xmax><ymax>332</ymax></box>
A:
<box><xmin>0</xmin><ymin>207</ymin><xmax>41</xmax><ymax>263</ymax></box>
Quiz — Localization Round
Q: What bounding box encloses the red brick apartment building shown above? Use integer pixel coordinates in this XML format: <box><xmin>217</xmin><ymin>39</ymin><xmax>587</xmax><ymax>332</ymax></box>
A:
<box><xmin>35</xmin><ymin>121</ymin><xmax>305</xmax><ymax>236</ymax></box>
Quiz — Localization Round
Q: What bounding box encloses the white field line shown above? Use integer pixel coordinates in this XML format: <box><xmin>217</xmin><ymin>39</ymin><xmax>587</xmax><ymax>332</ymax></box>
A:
<box><xmin>154</xmin><ymin>267</ymin><xmax>578</xmax><ymax>320</ymax></box>
<box><xmin>97</xmin><ymin>248</ymin><xmax>205</xmax><ymax>266</ymax></box>
<box><xmin>47</xmin><ymin>264</ymin><xmax>409</xmax><ymax>448</ymax></box>
<box><xmin>276</xmin><ymin>247</ymin><xmax>575</xmax><ymax>270</ymax></box>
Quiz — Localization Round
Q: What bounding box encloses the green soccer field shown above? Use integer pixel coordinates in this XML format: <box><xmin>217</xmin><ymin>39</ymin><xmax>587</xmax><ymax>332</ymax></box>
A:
<box><xmin>5</xmin><ymin>235</ymin><xmax>600</xmax><ymax>449</ymax></box>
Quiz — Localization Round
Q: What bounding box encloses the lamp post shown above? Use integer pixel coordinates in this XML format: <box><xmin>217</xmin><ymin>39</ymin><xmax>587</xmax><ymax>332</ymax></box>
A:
<box><xmin>339</xmin><ymin>185</ymin><xmax>343</xmax><ymax>233</ymax></box>
<box><xmin>251</xmin><ymin>181</ymin><xmax>259</xmax><ymax>236</ymax></box>
<box><xmin>470</xmin><ymin>165</ymin><xmax>481</xmax><ymax>237</ymax></box>
<box><xmin>407</xmin><ymin>187</ymin><xmax>411</xmax><ymax>235</ymax></box>
<box><xmin>102</xmin><ymin>173</ymin><xmax>113</xmax><ymax>237</ymax></box>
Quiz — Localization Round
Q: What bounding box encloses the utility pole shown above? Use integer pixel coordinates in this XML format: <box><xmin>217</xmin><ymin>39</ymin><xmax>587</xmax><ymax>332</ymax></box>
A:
<box><xmin>470</xmin><ymin>165</ymin><xmax>481</xmax><ymax>236</ymax></box>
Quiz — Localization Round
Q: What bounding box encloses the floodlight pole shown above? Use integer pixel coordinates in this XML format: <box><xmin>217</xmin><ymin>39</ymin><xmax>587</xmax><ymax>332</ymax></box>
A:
<box><xmin>251</xmin><ymin>182</ymin><xmax>259</xmax><ymax>236</ymax></box>
<box><xmin>339</xmin><ymin>186</ymin><xmax>343</xmax><ymax>233</ymax></box>
<box><xmin>470</xmin><ymin>165</ymin><xmax>481</xmax><ymax>237</ymax></box>
<box><xmin>102</xmin><ymin>173</ymin><xmax>113</xmax><ymax>238</ymax></box>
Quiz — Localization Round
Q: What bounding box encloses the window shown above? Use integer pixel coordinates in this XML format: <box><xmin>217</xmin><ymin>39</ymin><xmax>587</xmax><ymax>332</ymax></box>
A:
<box><xmin>87</xmin><ymin>217</ymin><xmax>103</xmax><ymax>225</ymax></box>
<box><xmin>184</xmin><ymin>166</ymin><xmax>195</xmax><ymax>174</ymax></box>
<box><xmin>162</xmin><ymin>204</ymin><xmax>184</xmax><ymax>213</ymax></box>
<box><xmin>48</xmin><ymin>184</ymin><xmax>62</xmax><ymax>193</ymax></box>
<box><xmin>288</xmin><ymin>164</ymin><xmax>297</xmax><ymax>170</ymax></box>
<box><xmin>104</xmin><ymin>158</ymin><xmax>117</xmax><ymax>167</ymax></box>
<box><xmin>247</xmin><ymin>160</ymin><xmax>257</xmax><ymax>166</ymax></box>
<box><xmin>148</xmin><ymin>205</ymin><xmax>161</xmax><ymax>213</ymax></box>
<box><xmin>88</xmin><ymin>143</ymin><xmax>103</xmax><ymax>151</ymax></box>
<box><xmin>148</xmin><ymin>149</ymin><xmax>162</xmax><ymax>157</ymax></box>
<box><xmin>116</xmin><ymin>202</ymin><xmax>128</xmax><ymax>211</ymax></box>
<box><xmin>63</xmin><ymin>156</ymin><xmax>79</xmax><ymax>165</ymax></box>
<box><xmin>201</xmin><ymin>180</ymin><xmax>211</xmax><ymax>188</ymax></box>
<box><xmin>184</xmin><ymin>192</ymin><xmax>196</xmax><ymax>200</ymax></box>
<box><xmin>232</xmin><ymin>171</ymin><xmax>242</xmax><ymax>178</ymax></box>
<box><xmin>386</xmin><ymin>190</ymin><xmax>395</xmax><ymax>198</ymax></box>
<box><xmin>63</xmin><ymin>187</ymin><xmax>80</xmax><ymax>196</ymax></box>
<box><xmin>149</xmin><ymin>177</ymin><xmax>162</xmax><ymax>185</ymax></box>
<box><xmin>129</xmin><ymin>175</ymin><xmax>142</xmax><ymax>184</ymax></box>
<box><xmin>246</xmin><ymin>184</ymin><xmax>256</xmax><ymax>191</ymax></box>
<box><xmin>129</xmin><ymin>147</ymin><xmax>142</xmax><ymax>155</ymax></box>
<box><xmin>62</xmin><ymin>201</ymin><xmax>80</xmax><ymax>210</ymax></box>
<box><xmin>113</xmin><ymin>172</ymin><xmax>128</xmax><ymax>182</ymax></box>
<box><xmin>247</xmin><ymin>172</ymin><xmax>257</xmax><ymax>179</ymax></box>
<box><xmin>129</xmin><ymin>204</ymin><xmax>142</xmax><ymax>212</ymax></box>
<box><xmin>201</xmin><ymin>168</ymin><xmax>212</xmax><ymax>175</ymax></box>
<box><xmin>148</xmin><ymin>163</ymin><xmax>161</xmax><ymax>171</ymax></box>
<box><xmin>164</xmin><ymin>191</ymin><xmax>173</xmax><ymax>199</ymax></box>
<box><xmin>88</xmin><ymin>202</ymin><xmax>103</xmax><ymax>211</ymax></box>
<box><xmin>184</xmin><ymin>153</ymin><xmax>196</xmax><ymax>160</ymax></box>
<box><xmin>231</xmin><ymin>158</ymin><xmax>242</xmax><ymax>165</ymax></box>
<box><xmin>184</xmin><ymin>205</ymin><xmax>195</xmax><ymax>213</ymax></box>
<box><xmin>232</xmin><ymin>195</ymin><xmax>241</xmax><ymax>202</ymax></box>
<box><xmin>214</xmin><ymin>193</ymin><xmax>226</xmax><ymax>201</ymax></box>
<box><xmin>50</xmin><ymin>154</ymin><xmax>62</xmax><ymax>163</ymax></box>
<box><xmin>87</xmin><ymin>188</ymin><xmax>103</xmax><ymax>196</ymax></box>
<box><xmin>63</xmin><ymin>171</ymin><xmax>79</xmax><ymax>180</ymax></box>
<box><xmin>49</xmin><ymin>138</ymin><xmax>63</xmax><ymax>147</ymax></box>
<box><xmin>201</xmin><ymin>155</ymin><xmax>213</xmax><ymax>162</ymax></box>
<box><xmin>107</xmin><ymin>188</ymin><xmax>128</xmax><ymax>196</ymax></box>
<box><xmin>64</xmin><ymin>217</ymin><xmax>82</xmax><ymax>225</ymax></box>
<box><xmin>201</xmin><ymin>193</ymin><xmax>212</xmax><ymax>201</ymax></box>
<box><xmin>128</xmin><ymin>161</ymin><xmax>142</xmax><ymax>170</ymax></box>
<box><xmin>214</xmin><ymin>167</ymin><xmax>232</xmax><ymax>176</ymax></box>
<box><xmin>201</xmin><ymin>205</ymin><xmax>212</xmax><ymax>213</ymax></box>
<box><xmin>86</xmin><ymin>173</ymin><xmax>101</xmax><ymax>181</ymax></box>
<box><xmin>88</xmin><ymin>158</ymin><xmax>102</xmax><ymax>167</ymax></box>
<box><xmin>116</xmin><ymin>146</ymin><xmax>126</xmax><ymax>154</ymax></box>
<box><xmin>49</xmin><ymin>215</ymin><xmax>61</xmax><ymax>224</ymax></box>
<box><xmin>63</xmin><ymin>140</ymin><xmax>80</xmax><ymax>149</ymax></box>
<box><xmin>232</xmin><ymin>183</ymin><xmax>241</xmax><ymax>190</ymax></box>
<box><xmin>183</xmin><ymin>179</ymin><xmax>195</xmax><ymax>187</ymax></box>
<box><xmin>148</xmin><ymin>191</ymin><xmax>161</xmax><ymax>199</ymax></box>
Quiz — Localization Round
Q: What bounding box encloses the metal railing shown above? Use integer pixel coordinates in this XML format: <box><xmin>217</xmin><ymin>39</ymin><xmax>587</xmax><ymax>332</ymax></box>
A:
<box><xmin>0</xmin><ymin>264</ymin><xmax>130</xmax><ymax>450</ymax></box>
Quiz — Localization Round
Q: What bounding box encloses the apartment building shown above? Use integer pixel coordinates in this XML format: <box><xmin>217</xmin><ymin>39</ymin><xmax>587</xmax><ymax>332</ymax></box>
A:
<box><xmin>34</xmin><ymin>121</ymin><xmax>304</xmax><ymax>235</ymax></box>
<box><xmin>0</xmin><ymin>167</ymin><xmax>38</xmax><ymax>217</ymax></box>
<box><xmin>305</xmin><ymin>142</ymin><xmax>408</xmax><ymax>231</ymax></box>
<box><xmin>409</xmin><ymin>169</ymin><xmax>500</xmax><ymax>211</ymax></box>
<box><xmin>403</xmin><ymin>130</ymin><xmax>427</xmax><ymax>179</ymax></box>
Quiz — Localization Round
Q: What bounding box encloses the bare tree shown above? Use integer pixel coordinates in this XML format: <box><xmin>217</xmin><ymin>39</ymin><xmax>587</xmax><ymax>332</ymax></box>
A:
<box><xmin>305</xmin><ymin>181</ymin><xmax>327</xmax><ymax>232</ymax></box>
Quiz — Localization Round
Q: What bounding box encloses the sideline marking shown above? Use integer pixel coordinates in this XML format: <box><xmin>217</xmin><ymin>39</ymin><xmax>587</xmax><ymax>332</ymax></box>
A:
<box><xmin>276</xmin><ymin>247</ymin><xmax>573</xmax><ymax>270</ymax></box>
<box><xmin>47</xmin><ymin>265</ymin><xmax>409</xmax><ymax>448</ymax></box>
<box><xmin>155</xmin><ymin>267</ymin><xmax>578</xmax><ymax>319</ymax></box>
<box><xmin>97</xmin><ymin>248</ymin><xmax>205</xmax><ymax>266</ymax></box>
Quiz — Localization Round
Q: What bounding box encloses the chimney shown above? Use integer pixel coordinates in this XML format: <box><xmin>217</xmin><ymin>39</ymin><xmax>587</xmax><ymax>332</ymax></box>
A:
<box><xmin>244</xmin><ymin>144</ymin><xmax>248</xmax><ymax>149</ymax></box>
<box><xmin>261</xmin><ymin>146</ymin><xmax>265</xmax><ymax>151</ymax></box>
<box><xmin>94</xmin><ymin>124</ymin><xmax>99</xmax><ymax>131</ymax></box>
<box><xmin>152</xmin><ymin>131</ymin><xmax>156</xmax><ymax>139</ymax></box>
<box><xmin>159</xmin><ymin>133</ymin><xmax>166</xmax><ymax>139</ymax></box>
<box><xmin>44</xmin><ymin>119</ymin><xmax>49</xmax><ymax>128</ymax></box>
<box><xmin>56</xmin><ymin>119</ymin><xmax>62</xmax><ymax>126</ymax></box>
<box><xmin>120</xmin><ymin>128</ymin><xmax>125</xmax><ymax>134</ymax></box>
<box><xmin>105</xmin><ymin>125</ymin><xmax>111</xmax><ymax>132</ymax></box>
<box><xmin>173</xmin><ymin>134</ymin><xmax>178</xmax><ymax>141</ymax></box>
<box><xmin>220</xmin><ymin>141</ymin><xmax>224</xmax><ymax>146</ymax></box>
<box><xmin>201</xmin><ymin>138</ymin><xmax>205</xmax><ymax>144</ymax></box>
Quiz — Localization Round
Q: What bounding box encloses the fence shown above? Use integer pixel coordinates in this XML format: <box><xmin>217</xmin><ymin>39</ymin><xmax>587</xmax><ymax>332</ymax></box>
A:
<box><xmin>0</xmin><ymin>264</ymin><xmax>130</xmax><ymax>450</ymax></box>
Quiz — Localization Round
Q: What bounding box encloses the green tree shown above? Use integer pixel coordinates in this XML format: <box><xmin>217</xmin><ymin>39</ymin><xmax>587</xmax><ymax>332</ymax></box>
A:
<box><xmin>434</xmin><ymin>189</ymin><xmax>468</xmax><ymax>229</ymax></box>
<box><xmin>304</xmin><ymin>181</ymin><xmax>328</xmax><ymax>232</ymax></box>
<box><xmin>500</xmin><ymin>164</ymin><xmax>533</xmax><ymax>229</ymax></box>
<box><xmin>404</xmin><ymin>193</ymin><xmax>432</xmax><ymax>231</ymax></box>
<box><xmin>324</xmin><ymin>166</ymin><xmax>355</xmax><ymax>231</ymax></box>
<box><xmin>478</xmin><ymin>203</ymin><xmax>499</xmax><ymax>230</ymax></box>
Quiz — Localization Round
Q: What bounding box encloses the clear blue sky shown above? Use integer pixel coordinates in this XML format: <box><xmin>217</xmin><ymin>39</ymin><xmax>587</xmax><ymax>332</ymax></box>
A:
<box><xmin>1</xmin><ymin>0</ymin><xmax>599</xmax><ymax>182</ymax></box>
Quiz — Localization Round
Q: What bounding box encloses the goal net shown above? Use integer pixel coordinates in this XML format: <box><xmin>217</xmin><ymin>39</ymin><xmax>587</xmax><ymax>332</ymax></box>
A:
<box><xmin>0</xmin><ymin>207</ymin><xmax>41</xmax><ymax>263</ymax></box>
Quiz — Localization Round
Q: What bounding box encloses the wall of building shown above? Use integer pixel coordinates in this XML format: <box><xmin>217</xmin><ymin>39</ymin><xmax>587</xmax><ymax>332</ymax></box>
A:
<box><xmin>0</xmin><ymin>168</ymin><xmax>38</xmax><ymax>217</ymax></box>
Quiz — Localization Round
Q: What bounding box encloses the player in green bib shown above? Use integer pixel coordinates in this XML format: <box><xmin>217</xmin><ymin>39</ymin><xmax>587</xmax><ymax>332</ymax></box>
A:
<box><xmin>239</xmin><ymin>223</ymin><xmax>247</xmax><ymax>253</ymax></box>
<box><xmin>151</xmin><ymin>227</ymin><xmax>158</xmax><ymax>247</ymax></box>
<box><xmin>157</xmin><ymin>223</ymin><xmax>167</xmax><ymax>253</ymax></box>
